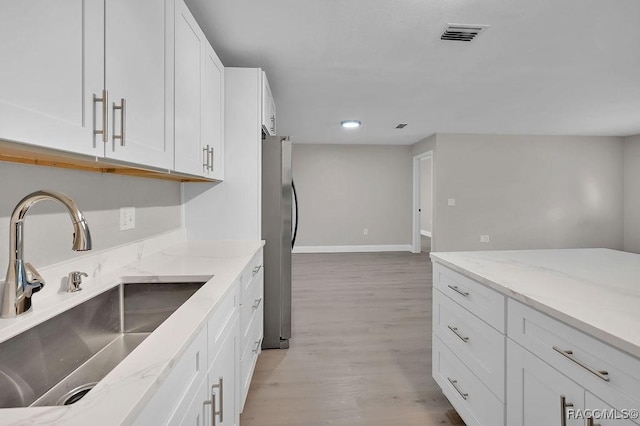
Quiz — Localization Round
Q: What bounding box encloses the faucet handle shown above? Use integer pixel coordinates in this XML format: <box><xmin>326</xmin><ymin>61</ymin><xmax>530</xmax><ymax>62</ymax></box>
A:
<box><xmin>24</xmin><ymin>262</ymin><xmax>45</xmax><ymax>296</ymax></box>
<box><xmin>67</xmin><ymin>271</ymin><xmax>88</xmax><ymax>292</ymax></box>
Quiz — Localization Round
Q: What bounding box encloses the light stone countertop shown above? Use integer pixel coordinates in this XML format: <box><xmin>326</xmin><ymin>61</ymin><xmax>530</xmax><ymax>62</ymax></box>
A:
<box><xmin>430</xmin><ymin>248</ymin><xmax>640</xmax><ymax>359</ymax></box>
<box><xmin>0</xmin><ymin>239</ymin><xmax>264</xmax><ymax>426</ymax></box>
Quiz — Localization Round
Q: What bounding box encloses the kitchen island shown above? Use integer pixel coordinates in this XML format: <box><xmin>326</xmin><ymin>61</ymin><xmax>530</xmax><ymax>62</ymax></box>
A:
<box><xmin>0</xmin><ymin>235</ymin><xmax>264</xmax><ymax>425</ymax></box>
<box><xmin>430</xmin><ymin>248</ymin><xmax>640</xmax><ymax>426</ymax></box>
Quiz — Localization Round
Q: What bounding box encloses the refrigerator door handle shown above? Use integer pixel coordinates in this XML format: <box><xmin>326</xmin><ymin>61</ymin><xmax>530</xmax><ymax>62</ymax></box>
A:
<box><xmin>292</xmin><ymin>179</ymin><xmax>299</xmax><ymax>249</ymax></box>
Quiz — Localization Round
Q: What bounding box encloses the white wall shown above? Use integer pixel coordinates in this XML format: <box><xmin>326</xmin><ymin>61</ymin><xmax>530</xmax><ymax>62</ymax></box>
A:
<box><xmin>292</xmin><ymin>144</ymin><xmax>412</xmax><ymax>249</ymax></box>
<box><xmin>623</xmin><ymin>134</ymin><xmax>640</xmax><ymax>253</ymax></box>
<box><xmin>420</xmin><ymin>157</ymin><xmax>432</xmax><ymax>234</ymax></box>
<box><xmin>0</xmin><ymin>161</ymin><xmax>182</xmax><ymax>269</ymax></box>
<box><xmin>433</xmin><ymin>134</ymin><xmax>624</xmax><ymax>252</ymax></box>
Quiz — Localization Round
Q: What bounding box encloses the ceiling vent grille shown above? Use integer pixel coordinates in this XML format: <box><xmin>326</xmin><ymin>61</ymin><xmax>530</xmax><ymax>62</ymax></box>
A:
<box><xmin>440</xmin><ymin>24</ymin><xmax>489</xmax><ymax>42</ymax></box>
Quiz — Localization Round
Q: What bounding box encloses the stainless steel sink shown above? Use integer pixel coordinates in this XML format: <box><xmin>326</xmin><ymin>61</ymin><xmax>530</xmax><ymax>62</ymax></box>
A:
<box><xmin>0</xmin><ymin>281</ymin><xmax>205</xmax><ymax>408</ymax></box>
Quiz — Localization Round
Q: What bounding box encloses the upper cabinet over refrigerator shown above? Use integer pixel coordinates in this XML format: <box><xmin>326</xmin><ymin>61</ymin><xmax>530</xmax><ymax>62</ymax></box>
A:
<box><xmin>261</xmin><ymin>71</ymin><xmax>277</xmax><ymax>136</ymax></box>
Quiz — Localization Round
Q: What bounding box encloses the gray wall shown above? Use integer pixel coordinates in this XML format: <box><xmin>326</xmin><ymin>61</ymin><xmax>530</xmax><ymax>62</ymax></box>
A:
<box><xmin>0</xmin><ymin>162</ymin><xmax>182</xmax><ymax>269</ymax></box>
<box><xmin>292</xmin><ymin>144</ymin><xmax>412</xmax><ymax>247</ymax></box>
<box><xmin>624</xmin><ymin>135</ymin><xmax>640</xmax><ymax>253</ymax></box>
<box><xmin>420</xmin><ymin>157</ymin><xmax>432</xmax><ymax>233</ymax></box>
<box><xmin>433</xmin><ymin>134</ymin><xmax>624</xmax><ymax>252</ymax></box>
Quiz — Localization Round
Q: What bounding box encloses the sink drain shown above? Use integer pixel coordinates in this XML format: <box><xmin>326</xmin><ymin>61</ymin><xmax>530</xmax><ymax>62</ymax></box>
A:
<box><xmin>58</xmin><ymin>383</ymin><xmax>97</xmax><ymax>405</ymax></box>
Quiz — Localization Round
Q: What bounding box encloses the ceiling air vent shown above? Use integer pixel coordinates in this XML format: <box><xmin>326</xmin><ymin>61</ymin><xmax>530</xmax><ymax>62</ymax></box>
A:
<box><xmin>395</xmin><ymin>123</ymin><xmax>408</xmax><ymax>129</ymax></box>
<box><xmin>440</xmin><ymin>24</ymin><xmax>489</xmax><ymax>42</ymax></box>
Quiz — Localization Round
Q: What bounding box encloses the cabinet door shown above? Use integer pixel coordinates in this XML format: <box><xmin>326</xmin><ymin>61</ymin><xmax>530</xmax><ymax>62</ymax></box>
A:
<box><xmin>174</xmin><ymin>0</ymin><xmax>206</xmax><ymax>176</ymax></box>
<box><xmin>585</xmin><ymin>392</ymin><xmax>639</xmax><ymax>426</ymax></box>
<box><xmin>0</xmin><ymin>0</ymin><xmax>103</xmax><ymax>156</ymax></box>
<box><xmin>104</xmin><ymin>0</ymin><xmax>171</xmax><ymax>169</ymax></box>
<box><xmin>202</xmin><ymin>44</ymin><xmax>224</xmax><ymax>180</ymax></box>
<box><xmin>178</xmin><ymin>378</ymin><xmax>210</xmax><ymax>426</ymax></box>
<box><xmin>507</xmin><ymin>340</ymin><xmax>585</xmax><ymax>426</ymax></box>
<box><xmin>208</xmin><ymin>316</ymin><xmax>239</xmax><ymax>426</ymax></box>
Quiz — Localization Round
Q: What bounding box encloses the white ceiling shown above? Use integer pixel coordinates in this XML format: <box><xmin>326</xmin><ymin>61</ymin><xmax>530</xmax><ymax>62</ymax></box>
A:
<box><xmin>185</xmin><ymin>0</ymin><xmax>640</xmax><ymax>145</ymax></box>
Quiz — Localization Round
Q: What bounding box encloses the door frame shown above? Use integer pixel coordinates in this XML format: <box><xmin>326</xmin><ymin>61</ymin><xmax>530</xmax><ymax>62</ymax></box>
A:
<box><xmin>412</xmin><ymin>150</ymin><xmax>433</xmax><ymax>254</ymax></box>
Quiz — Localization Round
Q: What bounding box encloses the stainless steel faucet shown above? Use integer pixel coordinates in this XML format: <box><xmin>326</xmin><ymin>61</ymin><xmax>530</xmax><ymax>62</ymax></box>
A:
<box><xmin>1</xmin><ymin>190</ymin><xmax>92</xmax><ymax>318</ymax></box>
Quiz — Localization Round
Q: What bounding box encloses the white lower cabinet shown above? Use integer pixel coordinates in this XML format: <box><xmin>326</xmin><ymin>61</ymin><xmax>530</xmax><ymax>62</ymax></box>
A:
<box><xmin>433</xmin><ymin>263</ymin><xmax>640</xmax><ymax>426</ymax></box>
<box><xmin>134</xmin><ymin>282</ymin><xmax>241</xmax><ymax>426</ymax></box>
<box><xmin>507</xmin><ymin>339</ymin><xmax>585</xmax><ymax>426</ymax></box>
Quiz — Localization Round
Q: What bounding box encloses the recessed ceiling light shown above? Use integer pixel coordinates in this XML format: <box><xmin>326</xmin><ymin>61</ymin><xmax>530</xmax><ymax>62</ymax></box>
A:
<box><xmin>340</xmin><ymin>120</ymin><xmax>361</xmax><ymax>129</ymax></box>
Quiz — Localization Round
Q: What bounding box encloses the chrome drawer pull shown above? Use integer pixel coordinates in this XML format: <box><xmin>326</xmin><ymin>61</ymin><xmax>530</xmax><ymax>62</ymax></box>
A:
<box><xmin>252</xmin><ymin>298</ymin><xmax>262</xmax><ymax>310</ymax></box>
<box><xmin>447</xmin><ymin>378</ymin><xmax>468</xmax><ymax>400</ymax></box>
<box><xmin>447</xmin><ymin>285</ymin><xmax>469</xmax><ymax>297</ymax></box>
<box><xmin>252</xmin><ymin>265</ymin><xmax>262</xmax><ymax>276</ymax></box>
<box><xmin>211</xmin><ymin>376</ymin><xmax>223</xmax><ymax>423</ymax></box>
<box><xmin>447</xmin><ymin>325</ymin><xmax>469</xmax><ymax>343</ymax></box>
<box><xmin>203</xmin><ymin>145</ymin><xmax>209</xmax><ymax>169</ymax></box>
<box><xmin>252</xmin><ymin>339</ymin><xmax>261</xmax><ymax>354</ymax></box>
<box><xmin>553</xmin><ymin>346</ymin><xmax>609</xmax><ymax>382</ymax></box>
<box><xmin>560</xmin><ymin>395</ymin><xmax>574</xmax><ymax>426</ymax></box>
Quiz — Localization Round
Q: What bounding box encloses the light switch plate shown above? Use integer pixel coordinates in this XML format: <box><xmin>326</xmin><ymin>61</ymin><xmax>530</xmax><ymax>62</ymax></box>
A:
<box><xmin>120</xmin><ymin>207</ymin><xmax>135</xmax><ymax>231</ymax></box>
<box><xmin>448</xmin><ymin>198</ymin><xmax>456</xmax><ymax>206</ymax></box>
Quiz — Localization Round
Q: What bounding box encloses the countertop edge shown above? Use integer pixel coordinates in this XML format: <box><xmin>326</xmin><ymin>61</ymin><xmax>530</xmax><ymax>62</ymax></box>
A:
<box><xmin>430</xmin><ymin>250</ymin><xmax>640</xmax><ymax>360</ymax></box>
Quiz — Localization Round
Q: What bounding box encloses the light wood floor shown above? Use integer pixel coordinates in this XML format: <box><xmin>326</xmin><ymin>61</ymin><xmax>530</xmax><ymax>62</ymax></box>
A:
<box><xmin>240</xmin><ymin>237</ymin><xmax>464</xmax><ymax>426</ymax></box>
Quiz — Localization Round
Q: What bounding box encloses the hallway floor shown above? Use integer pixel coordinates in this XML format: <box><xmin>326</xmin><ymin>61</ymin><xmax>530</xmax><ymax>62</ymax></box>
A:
<box><xmin>240</xmin><ymin>237</ymin><xmax>464</xmax><ymax>425</ymax></box>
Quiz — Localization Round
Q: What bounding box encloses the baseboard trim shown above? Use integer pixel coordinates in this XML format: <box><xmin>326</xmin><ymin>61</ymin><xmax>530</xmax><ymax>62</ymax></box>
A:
<box><xmin>420</xmin><ymin>230</ymin><xmax>432</xmax><ymax>237</ymax></box>
<box><xmin>293</xmin><ymin>244</ymin><xmax>413</xmax><ymax>254</ymax></box>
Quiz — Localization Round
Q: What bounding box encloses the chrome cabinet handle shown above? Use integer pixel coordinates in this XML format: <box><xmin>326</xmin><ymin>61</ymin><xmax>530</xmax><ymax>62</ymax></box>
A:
<box><xmin>252</xmin><ymin>265</ymin><xmax>262</xmax><ymax>276</ymax></box>
<box><xmin>270</xmin><ymin>115</ymin><xmax>275</xmax><ymax>133</ymax></box>
<box><xmin>252</xmin><ymin>298</ymin><xmax>262</xmax><ymax>310</ymax></box>
<box><xmin>560</xmin><ymin>395</ymin><xmax>574</xmax><ymax>426</ymax></box>
<box><xmin>553</xmin><ymin>346</ymin><xmax>609</xmax><ymax>382</ymax></box>
<box><xmin>252</xmin><ymin>339</ymin><xmax>261</xmax><ymax>354</ymax></box>
<box><xmin>447</xmin><ymin>378</ymin><xmax>468</xmax><ymax>400</ymax></box>
<box><xmin>203</xmin><ymin>145</ymin><xmax>209</xmax><ymax>170</ymax></box>
<box><xmin>587</xmin><ymin>417</ymin><xmax>601</xmax><ymax>426</ymax></box>
<box><xmin>211</xmin><ymin>376</ymin><xmax>223</xmax><ymax>423</ymax></box>
<box><xmin>447</xmin><ymin>285</ymin><xmax>469</xmax><ymax>297</ymax></box>
<box><xmin>209</xmin><ymin>147</ymin><xmax>214</xmax><ymax>171</ymax></box>
<box><xmin>203</xmin><ymin>397</ymin><xmax>214</xmax><ymax>425</ymax></box>
<box><xmin>93</xmin><ymin>90</ymin><xmax>108</xmax><ymax>143</ymax></box>
<box><xmin>112</xmin><ymin>98</ymin><xmax>126</xmax><ymax>146</ymax></box>
<box><xmin>447</xmin><ymin>325</ymin><xmax>469</xmax><ymax>343</ymax></box>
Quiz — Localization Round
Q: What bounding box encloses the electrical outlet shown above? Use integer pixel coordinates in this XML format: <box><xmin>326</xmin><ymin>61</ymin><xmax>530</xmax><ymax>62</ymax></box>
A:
<box><xmin>120</xmin><ymin>207</ymin><xmax>135</xmax><ymax>231</ymax></box>
<box><xmin>448</xmin><ymin>198</ymin><xmax>456</xmax><ymax>206</ymax></box>
<box><xmin>363</xmin><ymin>228</ymin><xmax>369</xmax><ymax>235</ymax></box>
<box><xmin>480</xmin><ymin>235</ymin><xmax>490</xmax><ymax>243</ymax></box>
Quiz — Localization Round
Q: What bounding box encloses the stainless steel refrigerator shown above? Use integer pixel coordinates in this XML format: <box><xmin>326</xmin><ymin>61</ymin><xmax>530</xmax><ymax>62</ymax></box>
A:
<box><xmin>261</xmin><ymin>136</ymin><xmax>298</xmax><ymax>349</ymax></box>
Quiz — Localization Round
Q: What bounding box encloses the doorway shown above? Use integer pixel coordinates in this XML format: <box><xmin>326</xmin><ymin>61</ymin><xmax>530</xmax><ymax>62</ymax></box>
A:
<box><xmin>412</xmin><ymin>151</ymin><xmax>433</xmax><ymax>254</ymax></box>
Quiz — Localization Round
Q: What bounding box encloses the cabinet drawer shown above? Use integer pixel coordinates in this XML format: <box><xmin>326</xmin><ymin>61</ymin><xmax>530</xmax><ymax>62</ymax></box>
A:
<box><xmin>433</xmin><ymin>288</ymin><xmax>506</xmax><ymax>401</ymax></box>
<box><xmin>433</xmin><ymin>336</ymin><xmax>505</xmax><ymax>426</ymax></box>
<box><xmin>240</xmin><ymin>249</ymin><xmax>263</xmax><ymax>301</ymax></box>
<box><xmin>241</xmin><ymin>266</ymin><xmax>264</xmax><ymax>341</ymax></box>
<box><xmin>433</xmin><ymin>263</ymin><xmax>506</xmax><ymax>333</ymax></box>
<box><xmin>508</xmin><ymin>299</ymin><xmax>640</xmax><ymax>411</ymax></box>
<box><xmin>208</xmin><ymin>285</ymin><xmax>238</xmax><ymax>366</ymax></box>
<box><xmin>133</xmin><ymin>326</ymin><xmax>207</xmax><ymax>425</ymax></box>
<box><xmin>240</xmin><ymin>302</ymin><xmax>263</xmax><ymax>410</ymax></box>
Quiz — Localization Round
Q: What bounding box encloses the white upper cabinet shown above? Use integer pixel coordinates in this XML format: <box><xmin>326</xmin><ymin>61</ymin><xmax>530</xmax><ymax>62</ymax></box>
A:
<box><xmin>104</xmin><ymin>0</ymin><xmax>172</xmax><ymax>169</ymax></box>
<box><xmin>174</xmin><ymin>0</ymin><xmax>224</xmax><ymax>179</ymax></box>
<box><xmin>202</xmin><ymin>43</ymin><xmax>224</xmax><ymax>180</ymax></box>
<box><xmin>0</xmin><ymin>0</ymin><xmax>103</xmax><ymax>157</ymax></box>
<box><xmin>261</xmin><ymin>71</ymin><xmax>276</xmax><ymax>136</ymax></box>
